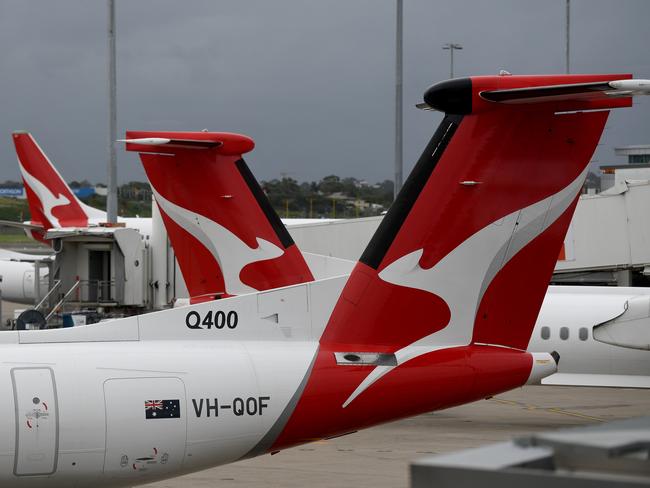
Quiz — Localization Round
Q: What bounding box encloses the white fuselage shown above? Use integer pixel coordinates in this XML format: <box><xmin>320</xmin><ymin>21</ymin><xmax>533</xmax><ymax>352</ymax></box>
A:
<box><xmin>0</xmin><ymin>279</ymin><xmax>648</xmax><ymax>486</ymax></box>
<box><xmin>0</xmin><ymin>340</ymin><xmax>313</xmax><ymax>487</ymax></box>
<box><xmin>0</xmin><ymin>250</ymin><xmax>50</xmax><ymax>305</ymax></box>
<box><xmin>0</xmin><ymin>260</ymin><xmax>48</xmax><ymax>305</ymax></box>
<box><xmin>0</xmin><ymin>278</ymin><xmax>331</xmax><ymax>488</ymax></box>
<box><xmin>530</xmin><ymin>286</ymin><xmax>650</xmax><ymax>387</ymax></box>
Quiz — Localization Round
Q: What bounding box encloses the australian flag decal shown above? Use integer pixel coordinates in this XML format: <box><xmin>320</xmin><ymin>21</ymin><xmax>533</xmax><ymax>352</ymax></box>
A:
<box><xmin>145</xmin><ymin>399</ymin><xmax>181</xmax><ymax>419</ymax></box>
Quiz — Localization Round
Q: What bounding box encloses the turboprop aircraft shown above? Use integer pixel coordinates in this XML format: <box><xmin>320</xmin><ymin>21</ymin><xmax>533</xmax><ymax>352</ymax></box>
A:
<box><xmin>0</xmin><ymin>73</ymin><xmax>642</xmax><ymax>487</ymax></box>
<box><xmin>122</xmin><ymin>76</ymin><xmax>650</xmax><ymax>390</ymax></box>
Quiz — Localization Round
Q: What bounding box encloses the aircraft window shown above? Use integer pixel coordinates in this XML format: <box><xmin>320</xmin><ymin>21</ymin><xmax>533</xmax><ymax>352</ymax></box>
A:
<box><xmin>560</xmin><ymin>327</ymin><xmax>569</xmax><ymax>340</ymax></box>
<box><xmin>579</xmin><ymin>327</ymin><xmax>589</xmax><ymax>341</ymax></box>
<box><xmin>541</xmin><ymin>326</ymin><xmax>550</xmax><ymax>340</ymax></box>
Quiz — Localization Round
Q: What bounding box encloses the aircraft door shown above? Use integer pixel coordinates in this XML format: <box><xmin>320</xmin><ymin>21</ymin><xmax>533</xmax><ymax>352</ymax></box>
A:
<box><xmin>11</xmin><ymin>367</ymin><xmax>59</xmax><ymax>476</ymax></box>
<box><xmin>103</xmin><ymin>377</ymin><xmax>186</xmax><ymax>479</ymax></box>
<box><xmin>88</xmin><ymin>249</ymin><xmax>111</xmax><ymax>302</ymax></box>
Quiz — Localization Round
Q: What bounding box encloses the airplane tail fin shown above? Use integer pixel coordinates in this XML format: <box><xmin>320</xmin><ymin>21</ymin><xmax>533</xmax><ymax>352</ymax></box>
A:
<box><xmin>12</xmin><ymin>131</ymin><xmax>105</xmax><ymax>230</ymax></box>
<box><xmin>122</xmin><ymin>131</ymin><xmax>314</xmax><ymax>301</ymax></box>
<box><xmin>321</xmin><ymin>74</ymin><xmax>636</xmax><ymax>356</ymax></box>
<box><xmin>260</xmin><ymin>75</ymin><xmax>647</xmax><ymax>450</ymax></box>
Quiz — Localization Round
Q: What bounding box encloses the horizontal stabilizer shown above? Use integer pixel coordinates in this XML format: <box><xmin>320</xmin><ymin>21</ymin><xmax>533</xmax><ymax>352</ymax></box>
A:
<box><xmin>0</xmin><ymin>219</ymin><xmax>43</xmax><ymax>231</ymax></box>
<box><xmin>417</xmin><ymin>74</ymin><xmax>639</xmax><ymax>113</ymax></box>
<box><xmin>480</xmin><ymin>79</ymin><xmax>650</xmax><ymax>104</ymax></box>
<box><xmin>0</xmin><ymin>248</ymin><xmax>52</xmax><ymax>262</ymax></box>
<box><xmin>120</xmin><ymin>131</ymin><xmax>254</xmax><ymax>156</ymax></box>
<box><xmin>415</xmin><ymin>102</ymin><xmax>434</xmax><ymax>111</ymax></box>
<box><xmin>118</xmin><ymin>138</ymin><xmax>223</xmax><ymax>149</ymax></box>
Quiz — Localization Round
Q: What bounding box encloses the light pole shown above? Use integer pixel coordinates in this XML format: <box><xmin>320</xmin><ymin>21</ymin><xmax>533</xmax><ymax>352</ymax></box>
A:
<box><xmin>106</xmin><ymin>0</ymin><xmax>118</xmax><ymax>223</ymax></box>
<box><xmin>442</xmin><ymin>43</ymin><xmax>463</xmax><ymax>78</ymax></box>
<box><xmin>565</xmin><ymin>0</ymin><xmax>571</xmax><ymax>73</ymax></box>
<box><xmin>394</xmin><ymin>0</ymin><xmax>403</xmax><ymax>198</ymax></box>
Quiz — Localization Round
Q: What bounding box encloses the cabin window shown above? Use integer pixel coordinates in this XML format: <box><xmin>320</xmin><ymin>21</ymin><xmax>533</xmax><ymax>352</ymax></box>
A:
<box><xmin>579</xmin><ymin>327</ymin><xmax>589</xmax><ymax>341</ymax></box>
<box><xmin>541</xmin><ymin>326</ymin><xmax>550</xmax><ymax>340</ymax></box>
<box><xmin>559</xmin><ymin>327</ymin><xmax>569</xmax><ymax>340</ymax></box>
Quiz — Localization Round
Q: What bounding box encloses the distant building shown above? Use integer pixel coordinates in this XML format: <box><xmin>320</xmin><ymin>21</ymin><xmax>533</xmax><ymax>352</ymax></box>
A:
<box><xmin>328</xmin><ymin>192</ymin><xmax>351</xmax><ymax>201</ymax></box>
<box><xmin>600</xmin><ymin>144</ymin><xmax>650</xmax><ymax>191</ymax></box>
<box><xmin>352</xmin><ymin>199</ymin><xmax>369</xmax><ymax>209</ymax></box>
<box><xmin>615</xmin><ymin>144</ymin><xmax>650</xmax><ymax>164</ymax></box>
<box><xmin>600</xmin><ymin>163</ymin><xmax>650</xmax><ymax>191</ymax></box>
<box><xmin>72</xmin><ymin>187</ymin><xmax>96</xmax><ymax>199</ymax></box>
<box><xmin>0</xmin><ymin>187</ymin><xmax>25</xmax><ymax>199</ymax></box>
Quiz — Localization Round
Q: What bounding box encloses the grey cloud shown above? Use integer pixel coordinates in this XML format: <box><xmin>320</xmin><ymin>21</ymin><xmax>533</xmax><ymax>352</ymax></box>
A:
<box><xmin>0</xmin><ymin>0</ymin><xmax>648</xmax><ymax>185</ymax></box>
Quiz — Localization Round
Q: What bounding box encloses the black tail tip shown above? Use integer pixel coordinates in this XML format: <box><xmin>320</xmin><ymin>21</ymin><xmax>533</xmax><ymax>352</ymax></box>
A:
<box><xmin>550</xmin><ymin>351</ymin><xmax>560</xmax><ymax>365</ymax></box>
<box><xmin>423</xmin><ymin>78</ymin><xmax>472</xmax><ymax>115</ymax></box>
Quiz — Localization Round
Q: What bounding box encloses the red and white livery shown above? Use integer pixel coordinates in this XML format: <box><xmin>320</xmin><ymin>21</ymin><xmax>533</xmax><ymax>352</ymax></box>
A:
<box><xmin>9</xmin><ymin>131</ymin><xmax>153</xmax><ymax>242</ymax></box>
<box><xmin>123</xmin><ymin>132</ymin><xmax>315</xmax><ymax>302</ymax></box>
<box><xmin>0</xmin><ymin>74</ymin><xmax>645</xmax><ymax>487</ymax></box>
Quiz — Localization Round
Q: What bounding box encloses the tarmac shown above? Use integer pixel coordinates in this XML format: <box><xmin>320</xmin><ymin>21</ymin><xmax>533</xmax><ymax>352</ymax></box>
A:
<box><xmin>1</xmin><ymin>300</ymin><xmax>27</xmax><ymax>329</ymax></box>
<box><xmin>1</xmin><ymin>300</ymin><xmax>23</xmax><ymax>329</ymax></box>
<box><xmin>2</xmin><ymin>300</ymin><xmax>648</xmax><ymax>487</ymax></box>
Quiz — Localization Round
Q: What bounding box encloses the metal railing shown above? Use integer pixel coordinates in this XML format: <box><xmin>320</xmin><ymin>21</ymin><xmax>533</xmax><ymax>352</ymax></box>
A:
<box><xmin>74</xmin><ymin>279</ymin><xmax>116</xmax><ymax>304</ymax></box>
<box><xmin>34</xmin><ymin>279</ymin><xmax>62</xmax><ymax>313</ymax></box>
<box><xmin>46</xmin><ymin>280</ymin><xmax>81</xmax><ymax>321</ymax></box>
<box><xmin>44</xmin><ymin>279</ymin><xmax>115</xmax><ymax>319</ymax></box>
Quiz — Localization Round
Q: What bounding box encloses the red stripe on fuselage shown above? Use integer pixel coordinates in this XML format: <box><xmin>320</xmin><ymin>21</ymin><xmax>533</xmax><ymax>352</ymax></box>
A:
<box><xmin>320</xmin><ymin>262</ymin><xmax>451</xmax><ymax>351</ymax></box>
<box><xmin>272</xmin><ymin>345</ymin><xmax>532</xmax><ymax>450</ymax></box>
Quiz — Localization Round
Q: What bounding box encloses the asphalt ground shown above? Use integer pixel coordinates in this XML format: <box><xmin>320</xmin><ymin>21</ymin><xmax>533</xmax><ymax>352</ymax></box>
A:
<box><xmin>1</xmin><ymin>300</ymin><xmax>24</xmax><ymax>329</ymax></box>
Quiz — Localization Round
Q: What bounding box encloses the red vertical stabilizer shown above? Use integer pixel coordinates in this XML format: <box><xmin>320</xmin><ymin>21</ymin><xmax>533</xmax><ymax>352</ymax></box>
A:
<box><xmin>124</xmin><ymin>131</ymin><xmax>314</xmax><ymax>301</ymax></box>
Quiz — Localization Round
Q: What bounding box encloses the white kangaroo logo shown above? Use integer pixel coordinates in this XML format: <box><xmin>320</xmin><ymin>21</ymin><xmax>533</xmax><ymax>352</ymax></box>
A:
<box><xmin>342</xmin><ymin>166</ymin><xmax>588</xmax><ymax>408</ymax></box>
<box><xmin>152</xmin><ymin>188</ymin><xmax>284</xmax><ymax>296</ymax></box>
<box><xmin>18</xmin><ymin>161</ymin><xmax>72</xmax><ymax>228</ymax></box>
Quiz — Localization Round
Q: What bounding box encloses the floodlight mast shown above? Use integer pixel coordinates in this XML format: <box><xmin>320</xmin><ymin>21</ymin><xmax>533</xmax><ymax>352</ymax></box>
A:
<box><xmin>106</xmin><ymin>0</ymin><xmax>118</xmax><ymax>223</ymax></box>
<box><xmin>442</xmin><ymin>42</ymin><xmax>463</xmax><ymax>78</ymax></box>
<box><xmin>394</xmin><ymin>0</ymin><xmax>403</xmax><ymax>199</ymax></box>
<box><xmin>565</xmin><ymin>0</ymin><xmax>571</xmax><ymax>73</ymax></box>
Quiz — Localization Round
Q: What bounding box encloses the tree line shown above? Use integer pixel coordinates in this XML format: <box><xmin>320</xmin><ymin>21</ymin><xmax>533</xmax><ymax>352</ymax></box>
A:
<box><xmin>0</xmin><ymin>175</ymin><xmax>395</xmax><ymax>222</ymax></box>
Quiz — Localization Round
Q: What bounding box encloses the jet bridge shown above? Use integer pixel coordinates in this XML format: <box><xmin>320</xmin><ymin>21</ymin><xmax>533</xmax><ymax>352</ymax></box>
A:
<box><xmin>45</xmin><ymin>226</ymin><xmax>149</xmax><ymax>313</ymax></box>
<box><xmin>554</xmin><ymin>179</ymin><xmax>650</xmax><ymax>286</ymax></box>
<box><xmin>22</xmin><ymin>225</ymin><xmax>158</xmax><ymax>326</ymax></box>
<box><xmin>288</xmin><ymin>181</ymin><xmax>650</xmax><ymax>287</ymax></box>
<box><xmin>12</xmin><ymin>199</ymin><xmax>190</xmax><ymax>328</ymax></box>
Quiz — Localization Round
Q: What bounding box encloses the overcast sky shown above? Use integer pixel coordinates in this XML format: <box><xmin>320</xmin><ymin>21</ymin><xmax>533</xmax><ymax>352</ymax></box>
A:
<box><xmin>0</xmin><ymin>0</ymin><xmax>649</xmax><ymax>184</ymax></box>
